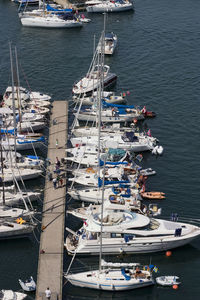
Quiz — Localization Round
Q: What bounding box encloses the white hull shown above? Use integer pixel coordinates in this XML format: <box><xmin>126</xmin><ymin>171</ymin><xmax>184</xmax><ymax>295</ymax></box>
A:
<box><xmin>0</xmin><ymin>191</ymin><xmax>41</xmax><ymax>206</ymax></box>
<box><xmin>0</xmin><ymin>168</ymin><xmax>42</xmax><ymax>183</ymax></box>
<box><xmin>72</xmin><ymin>65</ymin><xmax>117</xmax><ymax>95</ymax></box>
<box><xmin>66</xmin><ymin>231</ymin><xmax>200</xmax><ymax>255</ymax></box>
<box><xmin>0</xmin><ymin>290</ymin><xmax>27</xmax><ymax>300</ymax></box>
<box><xmin>87</xmin><ymin>3</ymin><xmax>133</xmax><ymax>13</ymax></box>
<box><xmin>20</xmin><ymin>15</ymin><xmax>83</xmax><ymax>28</ymax></box>
<box><xmin>76</xmin><ymin>112</ymin><xmax>141</xmax><ymax>123</ymax></box>
<box><xmin>0</xmin><ymin>222</ymin><xmax>34</xmax><ymax>239</ymax></box>
<box><xmin>66</xmin><ymin>269</ymin><xmax>154</xmax><ymax>291</ymax></box>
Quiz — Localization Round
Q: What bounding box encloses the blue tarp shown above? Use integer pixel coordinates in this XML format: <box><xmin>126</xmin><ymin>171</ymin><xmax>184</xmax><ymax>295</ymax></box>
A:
<box><xmin>98</xmin><ymin>178</ymin><xmax>129</xmax><ymax>187</ymax></box>
<box><xmin>102</xmin><ymin>100</ymin><xmax>134</xmax><ymax>109</ymax></box>
<box><xmin>121</xmin><ymin>268</ymin><xmax>131</xmax><ymax>280</ymax></box>
<box><xmin>46</xmin><ymin>4</ymin><xmax>72</xmax><ymax>13</ymax></box>
<box><xmin>99</xmin><ymin>159</ymin><xmax>128</xmax><ymax>167</ymax></box>
<box><xmin>26</xmin><ymin>155</ymin><xmax>39</xmax><ymax>160</ymax></box>
<box><xmin>1</xmin><ymin>128</ymin><xmax>15</xmax><ymax>134</ymax></box>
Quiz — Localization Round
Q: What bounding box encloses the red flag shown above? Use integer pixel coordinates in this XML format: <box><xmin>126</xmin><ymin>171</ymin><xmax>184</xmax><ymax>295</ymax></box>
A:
<box><xmin>147</xmin><ymin>129</ymin><xmax>151</xmax><ymax>137</ymax></box>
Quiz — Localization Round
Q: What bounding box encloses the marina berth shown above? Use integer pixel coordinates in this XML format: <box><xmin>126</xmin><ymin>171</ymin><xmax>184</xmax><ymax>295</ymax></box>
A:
<box><xmin>65</xmin><ymin>216</ymin><xmax>200</xmax><ymax>255</ymax></box>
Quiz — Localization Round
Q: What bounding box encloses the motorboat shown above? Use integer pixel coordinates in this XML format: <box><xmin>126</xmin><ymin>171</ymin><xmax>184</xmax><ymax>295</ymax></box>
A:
<box><xmin>19</xmin><ymin>276</ymin><xmax>36</xmax><ymax>292</ymax></box>
<box><xmin>86</xmin><ymin>0</ymin><xmax>134</xmax><ymax>13</ymax></box>
<box><xmin>72</xmin><ymin>65</ymin><xmax>117</xmax><ymax>95</ymax></box>
<box><xmin>1</xmin><ymin>121</ymin><xmax>45</xmax><ymax>133</ymax></box>
<box><xmin>20</xmin><ymin>12</ymin><xmax>83</xmax><ymax>28</ymax></box>
<box><xmin>65</xmin><ymin>262</ymin><xmax>154</xmax><ymax>291</ymax></box>
<box><xmin>65</xmin><ymin>215</ymin><xmax>200</xmax><ymax>255</ymax></box>
<box><xmin>156</xmin><ymin>276</ymin><xmax>181</xmax><ymax>286</ymax></box>
<box><xmin>140</xmin><ymin>192</ymin><xmax>165</xmax><ymax>200</ymax></box>
<box><xmin>3</xmin><ymin>86</ymin><xmax>51</xmax><ymax>102</ymax></box>
<box><xmin>0</xmin><ymin>290</ymin><xmax>27</xmax><ymax>300</ymax></box>
<box><xmin>99</xmin><ymin>32</ymin><xmax>117</xmax><ymax>55</ymax></box>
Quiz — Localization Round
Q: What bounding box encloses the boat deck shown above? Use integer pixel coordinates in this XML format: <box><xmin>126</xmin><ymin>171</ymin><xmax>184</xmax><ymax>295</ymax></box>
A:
<box><xmin>35</xmin><ymin>101</ymin><xmax>68</xmax><ymax>300</ymax></box>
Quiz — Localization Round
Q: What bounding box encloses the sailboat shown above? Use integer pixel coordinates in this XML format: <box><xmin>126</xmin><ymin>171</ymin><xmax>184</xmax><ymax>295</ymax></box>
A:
<box><xmin>19</xmin><ymin>1</ymin><xmax>83</xmax><ymax>28</ymax></box>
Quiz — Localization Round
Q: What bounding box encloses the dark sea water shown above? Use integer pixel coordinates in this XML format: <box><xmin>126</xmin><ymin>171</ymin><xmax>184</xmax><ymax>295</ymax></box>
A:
<box><xmin>1</xmin><ymin>0</ymin><xmax>200</xmax><ymax>299</ymax></box>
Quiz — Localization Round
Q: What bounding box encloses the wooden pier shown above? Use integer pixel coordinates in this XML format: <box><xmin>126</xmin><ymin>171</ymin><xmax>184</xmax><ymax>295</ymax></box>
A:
<box><xmin>36</xmin><ymin>101</ymin><xmax>68</xmax><ymax>300</ymax></box>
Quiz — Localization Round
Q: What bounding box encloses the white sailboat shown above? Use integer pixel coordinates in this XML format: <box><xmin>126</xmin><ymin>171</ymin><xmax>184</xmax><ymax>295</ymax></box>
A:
<box><xmin>86</xmin><ymin>0</ymin><xmax>134</xmax><ymax>13</ymax></box>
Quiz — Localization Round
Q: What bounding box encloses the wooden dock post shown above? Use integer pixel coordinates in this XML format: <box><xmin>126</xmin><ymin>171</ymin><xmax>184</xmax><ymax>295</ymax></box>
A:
<box><xmin>36</xmin><ymin>101</ymin><xmax>68</xmax><ymax>300</ymax></box>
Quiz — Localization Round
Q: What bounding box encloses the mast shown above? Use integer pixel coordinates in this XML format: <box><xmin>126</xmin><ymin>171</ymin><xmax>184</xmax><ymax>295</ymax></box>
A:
<box><xmin>0</xmin><ymin>130</ymin><xmax>5</xmax><ymax>206</ymax></box>
<box><xmin>98</xmin><ymin>19</ymin><xmax>106</xmax><ymax>272</ymax></box>
<box><xmin>15</xmin><ymin>46</ymin><xmax>22</xmax><ymax>133</ymax></box>
<box><xmin>9</xmin><ymin>43</ymin><xmax>17</xmax><ymax>158</ymax></box>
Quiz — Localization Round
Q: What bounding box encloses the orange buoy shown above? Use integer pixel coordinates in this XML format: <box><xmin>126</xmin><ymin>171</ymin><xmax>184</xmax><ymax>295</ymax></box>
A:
<box><xmin>172</xmin><ymin>284</ymin><xmax>178</xmax><ymax>290</ymax></box>
<box><xmin>166</xmin><ymin>251</ymin><xmax>172</xmax><ymax>257</ymax></box>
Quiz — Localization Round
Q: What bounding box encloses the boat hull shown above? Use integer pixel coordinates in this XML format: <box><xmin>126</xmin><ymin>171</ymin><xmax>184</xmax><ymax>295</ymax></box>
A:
<box><xmin>66</xmin><ymin>231</ymin><xmax>200</xmax><ymax>256</ymax></box>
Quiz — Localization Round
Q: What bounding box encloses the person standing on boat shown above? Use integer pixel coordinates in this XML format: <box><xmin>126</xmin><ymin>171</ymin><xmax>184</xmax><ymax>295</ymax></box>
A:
<box><xmin>45</xmin><ymin>287</ymin><xmax>51</xmax><ymax>300</ymax></box>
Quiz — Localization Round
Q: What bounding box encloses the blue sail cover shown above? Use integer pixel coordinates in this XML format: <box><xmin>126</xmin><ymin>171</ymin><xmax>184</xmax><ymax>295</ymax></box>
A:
<box><xmin>1</xmin><ymin>128</ymin><xmax>15</xmax><ymax>134</ymax></box>
<box><xmin>46</xmin><ymin>4</ymin><xmax>72</xmax><ymax>12</ymax></box>
<box><xmin>99</xmin><ymin>159</ymin><xmax>128</xmax><ymax>167</ymax></box>
<box><xmin>98</xmin><ymin>178</ymin><xmax>129</xmax><ymax>188</ymax></box>
<box><xmin>26</xmin><ymin>155</ymin><xmax>39</xmax><ymax>159</ymax></box>
<box><xmin>102</xmin><ymin>100</ymin><xmax>134</xmax><ymax>109</ymax></box>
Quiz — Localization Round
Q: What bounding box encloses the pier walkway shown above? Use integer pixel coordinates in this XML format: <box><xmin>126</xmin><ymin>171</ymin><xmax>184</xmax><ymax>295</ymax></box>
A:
<box><xmin>36</xmin><ymin>101</ymin><xmax>68</xmax><ymax>300</ymax></box>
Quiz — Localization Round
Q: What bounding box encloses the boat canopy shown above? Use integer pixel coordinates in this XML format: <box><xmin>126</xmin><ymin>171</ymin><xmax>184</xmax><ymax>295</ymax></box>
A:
<box><xmin>105</xmin><ymin>33</ymin><xmax>114</xmax><ymax>40</ymax></box>
<box><xmin>99</xmin><ymin>159</ymin><xmax>128</xmax><ymax>167</ymax></box>
<box><xmin>101</xmin><ymin>259</ymin><xmax>139</xmax><ymax>268</ymax></box>
<box><xmin>46</xmin><ymin>4</ymin><xmax>72</xmax><ymax>13</ymax></box>
<box><xmin>98</xmin><ymin>177</ymin><xmax>129</xmax><ymax>187</ymax></box>
<box><xmin>102</xmin><ymin>100</ymin><xmax>134</xmax><ymax>109</ymax></box>
<box><xmin>122</xmin><ymin>132</ymin><xmax>138</xmax><ymax>142</ymax></box>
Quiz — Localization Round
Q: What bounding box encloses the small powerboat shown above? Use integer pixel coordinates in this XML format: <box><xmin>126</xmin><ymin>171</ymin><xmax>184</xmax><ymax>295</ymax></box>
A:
<box><xmin>140</xmin><ymin>192</ymin><xmax>165</xmax><ymax>200</ymax></box>
<box><xmin>156</xmin><ymin>276</ymin><xmax>181</xmax><ymax>286</ymax></box>
<box><xmin>152</xmin><ymin>145</ymin><xmax>164</xmax><ymax>155</ymax></box>
<box><xmin>18</xmin><ymin>276</ymin><xmax>36</xmax><ymax>292</ymax></box>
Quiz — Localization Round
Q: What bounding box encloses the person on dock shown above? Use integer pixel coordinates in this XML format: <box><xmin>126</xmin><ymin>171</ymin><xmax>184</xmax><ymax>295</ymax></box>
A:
<box><xmin>56</xmin><ymin>157</ymin><xmax>61</xmax><ymax>168</ymax></box>
<box><xmin>53</xmin><ymin>177</ymin><xmax>57</xmax><ymax>189</ymax></box>
<box><xmin>45</xmin><ymin>287</ymin><xmax>51</xmax><ymax>300</ymax></box>
<box><xmin>56</xmin><ymin>138</ymin><xmax>59</xmax><ymax>148</ymax></box>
